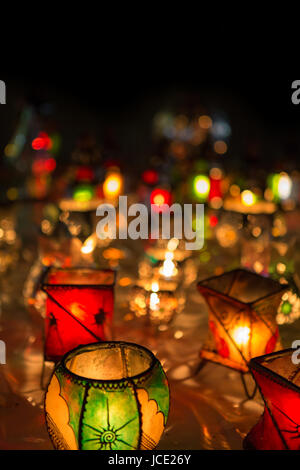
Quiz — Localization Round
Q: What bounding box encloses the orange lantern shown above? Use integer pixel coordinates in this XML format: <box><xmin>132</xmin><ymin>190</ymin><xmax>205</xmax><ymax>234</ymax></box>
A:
<box><xmin>245</xmin><ymin>349</ymin><xmax>300</xmax><ymax>450</ymax></box>
<box><xmin>197</xmin><ymin>269</ymin><xmax>288</xmax><ymax>397</ymax></box>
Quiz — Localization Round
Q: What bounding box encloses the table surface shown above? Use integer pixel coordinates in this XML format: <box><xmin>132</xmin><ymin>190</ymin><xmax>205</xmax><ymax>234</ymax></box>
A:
<box><xmin>0</xmin><ymin>203</ymin><xmax>299</xmax><ymax>450</ymax></box>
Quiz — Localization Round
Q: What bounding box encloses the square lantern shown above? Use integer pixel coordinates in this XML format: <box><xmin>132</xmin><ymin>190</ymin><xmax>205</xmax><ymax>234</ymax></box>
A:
<box><xmin>42</xmin><ymin>268</ymin><xmax>116</xmax><ymax>362</ymax></box>
<box><xmin>244</xmin><ymin>349</ymin><xmax>300</xmax><ymax>450</ymax></box>
<box><xmin>197</xmin><ymin>269</ymin><xmax>287</xmax><ymax>375</ymax></box>
<box><xmin>45</xmin><ymin>341</ymin><xmax>169</xmax><ymax>450</ymax></box>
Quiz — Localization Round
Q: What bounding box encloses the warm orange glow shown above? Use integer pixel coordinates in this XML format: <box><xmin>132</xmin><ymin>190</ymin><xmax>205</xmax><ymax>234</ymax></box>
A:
<box><xmin>199</xmin><ymin>115</ymin><xmax>212</xmax><ymax>129</ymax></box>
<box><xmin>81</xmin><ymin>235</ymin><xmax>96</xmax><ymax>254</ymax></box>
<box><xmin>151</xmin><ymin>281</ymin><xmax>159</xmax><ymax>293</ymax></box>
<box><xmin>153</xmin><ymin>194</ymin><xmax>165</xmax><ymax>206</ymax></box>
<box><xmin>232</xmin><ymin>326</ymin><xmax>251</xmax><ymax>348</ymax></box>
<box><xmin>103</xmin><ymin>172</ymin><xmax>123</xmax><ymax>199</ymax></box>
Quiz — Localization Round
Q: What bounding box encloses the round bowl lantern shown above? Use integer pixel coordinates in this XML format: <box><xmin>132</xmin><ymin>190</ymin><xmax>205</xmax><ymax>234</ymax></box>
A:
<box><xmin>45</xmin><ymin>342</ymin><xmax>169</xmax><ymax>450</ymax></box>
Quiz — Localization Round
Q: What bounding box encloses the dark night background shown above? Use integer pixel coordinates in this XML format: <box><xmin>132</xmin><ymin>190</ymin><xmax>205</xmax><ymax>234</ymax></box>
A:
<box><xmin>1</xmin><ymin>75</ymin><xmax>299</xmax><ymax>174</ymax></box>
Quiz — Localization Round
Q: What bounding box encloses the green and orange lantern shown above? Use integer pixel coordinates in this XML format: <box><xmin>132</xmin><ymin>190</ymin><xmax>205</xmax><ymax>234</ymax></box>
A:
<box><xmin>45</xmin><ymin>342</ymin><xmax>170</xmax><ymax>450</ymax></box>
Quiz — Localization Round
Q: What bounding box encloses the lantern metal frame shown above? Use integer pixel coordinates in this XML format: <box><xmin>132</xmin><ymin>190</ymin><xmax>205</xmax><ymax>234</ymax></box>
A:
<box><xmin>244</xmin><ymin>348</ymin><xmax>300</xmax><ymax>450</ymax></box>
<box><xmin>196</xmin><ymin>269</ymin><xmax>287</xmax><ymax>400</ymax></box>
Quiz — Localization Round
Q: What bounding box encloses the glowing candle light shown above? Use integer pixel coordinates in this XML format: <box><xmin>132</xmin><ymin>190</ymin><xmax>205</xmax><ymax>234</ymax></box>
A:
<box><xmin>159</xmin><ymin>252</ymin><xmax>178</xmax><ymax>279</ymax></box>
<box><xmin>197</xmin><ymin>269</ymin><xmax>288</xmax><ymax>374</ymax></box>
<box><xmin>232</xmin><ymin>326</ymin><xmax>251</xmax><ymax>348</ymax></box>
<box><xmin>241</xmin><ymin>190</ymin><xmax>256</xmax><ymax>207</ymax></box>
<box><xmin>81</xmin><ymin>234</ymin><xmax>97</xmax><ymax>254</ymax></box>
<box><xmin>103</xmin><ymin>171</ymin><xmax>123</xmax><ymax>200</ymax></box>
<box><xmin>192</xmin><ymin>175</ymin><xmax>210</xmax><ymax>201</ymax></box>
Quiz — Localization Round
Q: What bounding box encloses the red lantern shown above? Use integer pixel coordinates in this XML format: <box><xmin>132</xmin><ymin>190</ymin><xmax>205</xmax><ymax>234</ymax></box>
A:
<box><xmin>245</xmin><ymin>349</ymin><xmax>300</xmax><ymax>450</ymax></box>
<box><xmin>42</xmin><ymin>268</ymin><xmax>115</xmax><ymax>362</ymax></box>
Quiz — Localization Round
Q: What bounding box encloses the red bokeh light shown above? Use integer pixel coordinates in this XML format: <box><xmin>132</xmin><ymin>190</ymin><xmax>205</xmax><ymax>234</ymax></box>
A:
<box><xmin>142</xmin><ymin>169</ymin><xmax>159</xmax><ymax>185</ymax></box>
<box><xmin>150</xmin><ymin>188</ymin><xmax>172</xmax><ymax>213</ymax></box>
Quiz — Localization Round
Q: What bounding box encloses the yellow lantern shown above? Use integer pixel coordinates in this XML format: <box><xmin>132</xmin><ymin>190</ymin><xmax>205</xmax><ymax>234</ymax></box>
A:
<box><xmin>45</xmin><ymin>342</ymin><xmax>169</xmax><ymax>450</ymax></box>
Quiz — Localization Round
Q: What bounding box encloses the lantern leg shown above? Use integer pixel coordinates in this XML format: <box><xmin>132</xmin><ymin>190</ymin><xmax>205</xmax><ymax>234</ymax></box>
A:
<box><xmin>240</xmin><ymin>373</ymin><xmax>258</xmax><ymax>400</ymax></box>
<box><xmin>193</xmin><ymin>358</ymin><xmax>208</xmax><ymax>377</ymax></box>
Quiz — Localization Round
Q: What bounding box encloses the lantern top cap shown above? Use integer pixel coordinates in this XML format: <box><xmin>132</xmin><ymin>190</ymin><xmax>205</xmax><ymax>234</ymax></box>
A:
<box><xmin>59</xmin><ymin>341</ymin><xmax>157</xmax><ymax>384</ymax></box>
<box><xmin>198</xmin><ymin>269</ymin><xmax>288</xmax><ymax>306</ymax></box>
<box><xmin>223</xmin><ymin>199</ymin><xmax>277</xmax><ymax>215</ymax></box>
<box><xmin>42</xmin><ymin>267</ymin><xmax>116</xmax><ymax>288</ymax></box>
<box><xmin>59</xmin><ymin>198</ymin><xmax>113</xmax><ymax>212</ymax></box>
<box><xmin>250</xmin><ymin>349</ymin><xmax>300</xmax><ymax>393</ymax></box>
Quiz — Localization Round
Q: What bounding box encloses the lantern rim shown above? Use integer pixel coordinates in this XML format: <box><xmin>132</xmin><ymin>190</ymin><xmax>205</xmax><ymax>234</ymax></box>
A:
<box><xmin>197</xmin><ymin>268</ymin><xmax>288</xmax><ymax>307</ymax></box>
<box><xmin>57</xmin><ymin>341</ymin><xmax>158</xmax><ymax>385</ymax></box>
<box><xmin>42</xmin><ymin>266</ymin><xmax>116</xmax><ymax>289</ymax></box>
<box><xmin>249</xmin><ymin>348</ymin><xmax>300</xmax><ymax>395</ymax></box>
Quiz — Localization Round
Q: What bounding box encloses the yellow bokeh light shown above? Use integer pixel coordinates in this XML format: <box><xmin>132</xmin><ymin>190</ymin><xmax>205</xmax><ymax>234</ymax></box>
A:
<box><xmin>103</xmin><ymin>172</ymin><xmax>122</xmax><ymax>199</ymax></box>
<box><xmin>195</xmin><ymin>178</ymin><xmax>209</xmax><ymax>195</ymax></box>
<box><xmin>233</xmin><ymin>326</ymin><xmax>250</xmax><ymax>348</ymax></box>
<box><xmin>241</xmin><ymin>190</ymin><xmax>256</xmax><ymax>207</ymax></box>
<box><xmin>153</xmin><ymin>194</ymin><xmax>165</xmax><ymax>206</ymax></box>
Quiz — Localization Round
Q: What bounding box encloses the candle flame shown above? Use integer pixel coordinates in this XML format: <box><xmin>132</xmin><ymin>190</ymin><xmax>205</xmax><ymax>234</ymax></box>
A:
<box><xmin>151</xmin><ymin>281</ymin><xmax>159</xmax><ymax>293</ymax></box>
<box><xmin>150</xmin><ymin>292</ymin><xmax>160</xmax><ymax>311</ymax></box>
<box><xmin>233</xmin><ymin>326</ymin><xmax>250</xmax><ymax>347</ymax></box>
<box><xmin>81</xmin><ymin>235</ymin><xmax>96</xmax><ymax>254</ymax></box>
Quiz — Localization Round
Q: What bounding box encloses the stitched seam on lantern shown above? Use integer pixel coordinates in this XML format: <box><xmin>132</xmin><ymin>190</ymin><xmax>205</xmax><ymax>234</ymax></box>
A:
<box><xmin>130</xmin><ymin>379</ymin><xmax>142</xmax><ymax>450</ymax></box>
<box><xmin>42</xmin><ymin>288</ymin><xmax>102</xmax><ymax>341</ymax></box>
<box><xmin>206</xmin><ymin>296</ymin><xmax>247</xmax><ymax>366</ymax></box>
<box><xmin>254</xmin><ymin>379</ymin><xmax>289</xmax><ymax>450</ymax></box>
<box><xmin>251</xmin><ymin>362</ymin><xmax>300</xmax><ymax>394</ymax></box>
<box><xmin>78</xmin><ymin>383</ymin><xmax>90</xmax><ymax>450</ymax></box>
<box><xmin>58</xmin><ymin>342</ymin><xmax>157</xmax><ymax>386</ymax></box>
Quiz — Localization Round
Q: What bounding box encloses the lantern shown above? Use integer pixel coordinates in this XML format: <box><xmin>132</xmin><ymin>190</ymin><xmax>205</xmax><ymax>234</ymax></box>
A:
<box><xmin>42</xmin><ymin>268</ymin><xmax>115</xmax><ymax>362</ymax></box>
<box><xmin>244</xmin><ymin>349</ymin><xmax>300</xmax><ymax>450</ymax></box>
<box><xmin>45</xmin><ymin>341</ymin><xmax>170</xmax><ymax>450</ymax></box>
<box><xmin>197</xmin><ymin>269</ymin><xmax>287</xmax><ymax>396</ymax></box>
